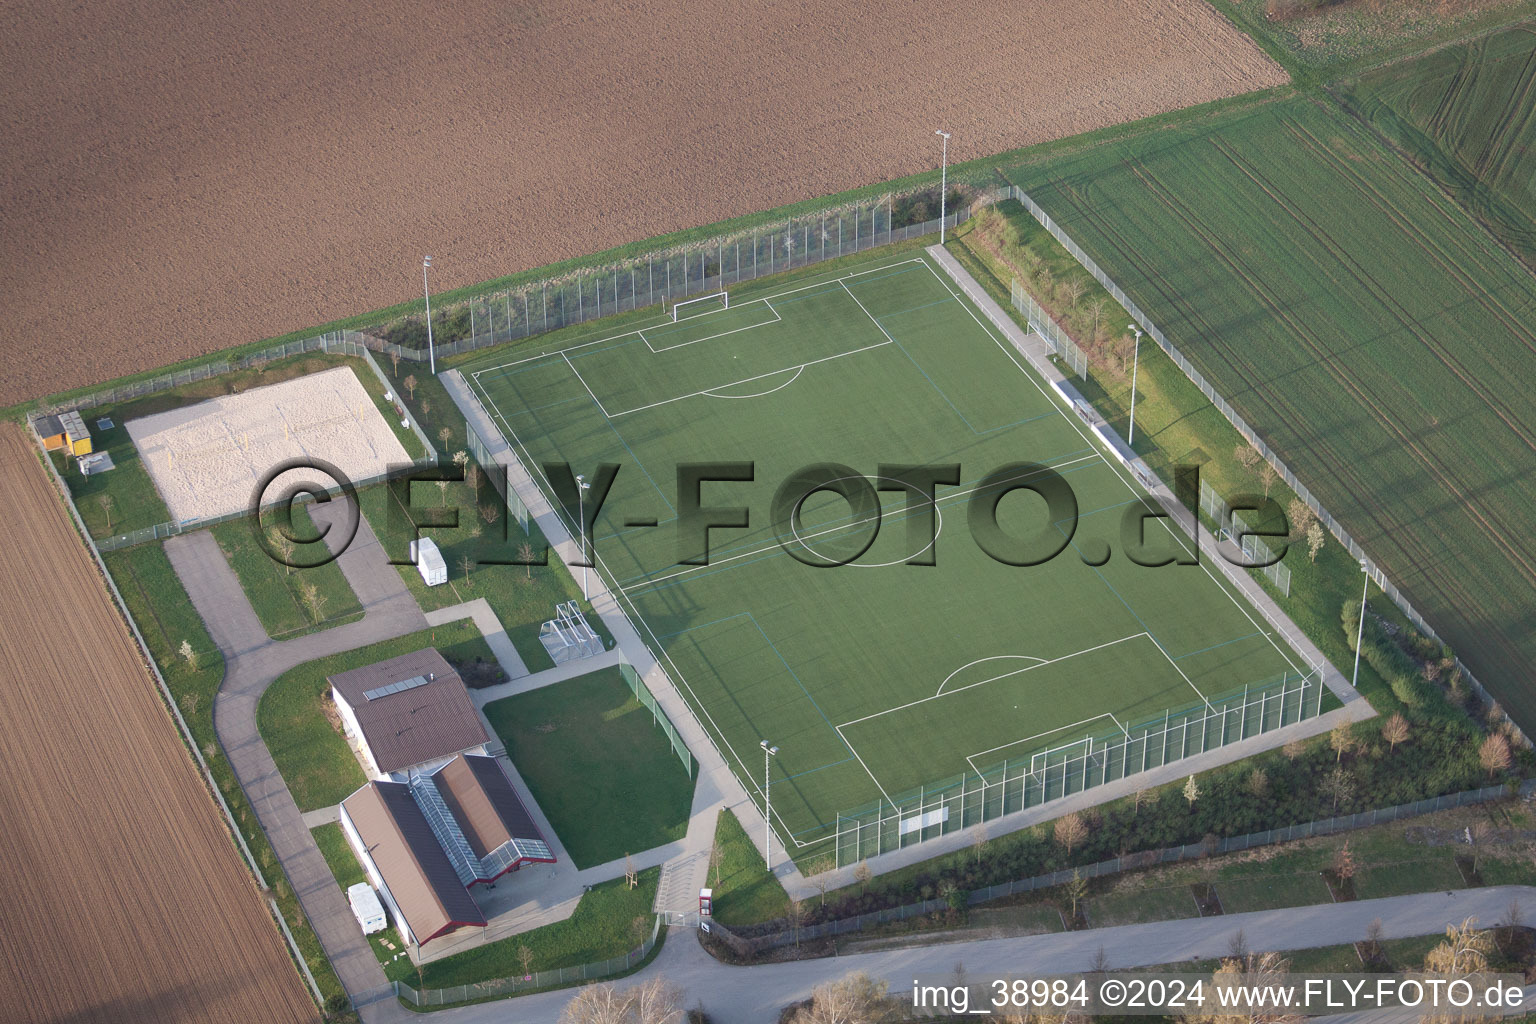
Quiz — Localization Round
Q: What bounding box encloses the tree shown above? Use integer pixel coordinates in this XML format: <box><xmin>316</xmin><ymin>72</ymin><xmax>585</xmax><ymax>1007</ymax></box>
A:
<box><xmin>810</xmin><ymin>856</ymin><xmax>836</xmax><ymax>906</ymax></box>
<box><xmin>517</xmin><ymin>944</ymin><xmax>534</xmax><ymax>981</ymax></box>
<box><xmin>466</xmin><ymin>463</ymin><xmax>481</xmax><ymax>498</ymax></box>
<box><xmin>972</xmin><ymin>823</ymin><xmax>989</xmax><ymax>865</ymax></box>
<box><xmin>436</xmin><ymin>479</ymin><xmax>449</xmax><ymax>506</ymax></box>
<box><xmin>1424</xmin><ymin>917</ymin><xmax>1493</xmax><ymax>975</ymax></box>
<box><xmin>1183</xmin><ymin>774</ymin><xmax>1201</xmax><ymax>807</ymax></box>
<box><xmin>390</xmin><ymin>350</ymin><xmax>400</xmax><ymax>376</ymax></box>
<box><xmin>1306</xmin><ymin>521</ymin><xmax>1325</xmax><ymax>562</ymax></box>
<box><xmin>558</xmin><ymin>977</ymin><xmax>686</xmax><ymax>1024</ymax></box>
<box><xmin>272</xmin><ymin>531</ymin><xmax>296</xmax><ymax>575</ymax></box>
<box><xmin>1320</xmin><ymin>767</ymin><xmax>1355</xmax><ymax>812</ymax></box>
<box><xmin>854</xmin><ymin>859</ymin><xmax>872</xmax><ymax>895</ymax></box>
<box><xmin>1363</xmin><ymin>917</ymin><xmax>1385</xmax><ymax>964</ymax></box>
<box><xmin>1259</xmin><ymin>463</ymin><xmax>1278</xmax><ymax>498</ymax></box>
<box><xmin>1332</xmin><ymin>841</ymin><xmax>1357</xmax><ymax>883</ymax></box>
<box><xmin>402</xmin><ymin>374</ymin><xmax>418</xmax><ymax>401</ymax></box>
<box><xmin>1235</xmin><ymin>445</ymin><xmax>1261</xmax><ymax>471</ymax></box>
<box><xmin>627</xmin><ymin>977</ymin><xmax>684</xmax><ymax>1024</ymax></box>
<box><xmin>1054</xmin><ymin>811</ymin><xmax>1087</xmax><ymax>855</ymax></box>
<box><xmin>1246</xmin><ymin>767</ymin><xmax>1270</xmax><ymax>799</ymax></box>
<box><xmin>452</xmin><ymin>450</ymin><xmax>469</xmax><ymax>473</ymax></box>
<box><xmin>1062</xmin><ymin>278</ymin><xmax>1085</xmax><ymax>310</ymax></box>
<box><xmin>178</xmin><ymin>638</ymin><xmax>198</xmax><ymax>673</ymax></box>
<box><xmin>1286</xmin><ymin>497</ymin><xmax>1314</xmax><ymax>539</ymax></box>
<box><xmin>519</xmin><ymin>541</ymin><xmax>536</xmax><ymax>579</ymax></box>
<box><xmin>458</xmin><ymin>553</ymin><xmax>475</xmax><ymax>586</ymax></box>
<box><xmin>1469</xmin><ymin>820</ymin><xmax>1494</xmax><ymax>875</ymax></box>
<box><xmin>624</xmin><ymin>854</ymin><xmax>637</xmax><ymax>889</ymax></box>
<box><xmin>1283</xmin><ymin>738</ymin><xmax>1306</xmax><ymax>761</ymax></box>
<box><xmin>1381</xmin><ymin>712</ymin><xmax>1410</xmax><ymax>753</ymax></box>
<box><xmin>631</xmin><ymin>916</ymin><xmax>650</xmax><ymax>948</ymax></box>
<box><xmin>1090</xmin><ymin>945</ymin><xmax>1110</xmax><ymax>973</ymax></box>
<box><xmin>1086</xmin><ymin>297</ymin><xmax>1107</xmax><ymax>342</ymax></box>
<box><xmin>420</xmin><ymin>399</ymin><xmax>431</xmax><ymax>418</ymax></box>
<box><xmin>98</xmin><ymin>493</ymin><xmax>115</xmax><ymax>530</ymax></box>
<box><xmin>299</xmin><ymin>580</ymin><xmax>327</xmax><ymax>623</ymax></box>
<box><xmin>181</xmin><ymin>691</ymin><xmax>200</xmax><ymax>718</ymax></box>
<box><xmin>788</xmin><ymin>898</ymin><xmax>804</xmax><ymax>948</ymax></box>
<box><xmin>438</xmin><ymin>426</ymin><xmax>454</xmax><ymax>449</ymax></box>
<box><xmin>1063</xmin><ymin>868</ymin><xmax>1088</xmax><ymax>922</ymax></box>
<box><xmin>1330</xmin><ymin>718</ymin><xmax>1356</xmax><ymax>763</ymax></box>
<box><xmin>787</xmin><ymin>972</ymin><xmax>901</xmax><ymax>1024</ymax></box>
<box><xmin>1480</xmin><ymin>732</ymin><xmax>1512</xmax><ymax>778</ymax></box>
<box><xmin>480</xmin><ymin>502</ymin><xmax>500</xmax><ymax>526</ymax></box>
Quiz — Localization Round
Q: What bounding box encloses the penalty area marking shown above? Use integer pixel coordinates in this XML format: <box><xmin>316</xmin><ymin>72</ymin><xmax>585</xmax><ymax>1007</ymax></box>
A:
<box><xmin>702</xmin><ymin>364</ymin><xmax>803</xmax><ymax>399</ymax></box>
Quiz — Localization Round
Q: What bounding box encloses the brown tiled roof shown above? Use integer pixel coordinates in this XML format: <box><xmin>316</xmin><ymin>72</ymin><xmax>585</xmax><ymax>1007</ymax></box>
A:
<box><xmin>342</xmin><ymin>781</ymin><xmax>486</xmax><ymax>944</ymax></box>
<box><xmin>329</xmin><ymin>649</ymin><xmax>489</xmax><ymax>774</ymax></box>
<box><xmin>433</xmin><ymin>754</ymin><xmax>546</xmax><ymax>860</ymax></box>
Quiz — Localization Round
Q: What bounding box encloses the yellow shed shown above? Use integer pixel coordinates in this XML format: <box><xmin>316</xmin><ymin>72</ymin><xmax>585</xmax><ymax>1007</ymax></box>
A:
<box><xmin>35</xmin><ymin>414</ymin><xmax>67</xmax><ymax>452</ymax></box>
<box><xmin>59</xmin><ymin>411</ymin><xmax>92</xmax><ymax>456</ymax></box>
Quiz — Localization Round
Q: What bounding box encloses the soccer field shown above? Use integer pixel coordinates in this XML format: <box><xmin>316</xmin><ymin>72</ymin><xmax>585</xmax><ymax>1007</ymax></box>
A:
<box><xmin>463</xmin><ymin>249</ymin><xmax>1310</xmax><ymax>861</ymax></box>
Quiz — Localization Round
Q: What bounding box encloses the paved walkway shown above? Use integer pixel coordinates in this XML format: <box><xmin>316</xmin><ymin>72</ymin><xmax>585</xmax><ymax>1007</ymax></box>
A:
<box><xmin>466</xmin><ymin>647</ymin><xmax>621</xmax><ymax>708</ymax></box>
<box><xmin>168</xmin><ymin>502</ymin><xmax>427</xmax><ymax>1014</ymax></box>
<box><xmin>423</xmin><ymin>597</ymin><xmax>530</xmax><ymax>678</ymax></box>
<box><xmin>443</xmin><ymin>885</ymin><xmax>1536</xmax><ymax>1024</ymax></box>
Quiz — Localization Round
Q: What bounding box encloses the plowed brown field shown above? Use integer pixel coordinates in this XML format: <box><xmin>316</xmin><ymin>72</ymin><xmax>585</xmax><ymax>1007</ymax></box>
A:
<box><xmin>0</xmin><ymin>424</ymin><xmax>315</xmax><ymax>1023</ymax></box>
<box><xmin>0</xmin><ymin>0</ymin><xmax>1284</xmax><ymax>407</ymax></box>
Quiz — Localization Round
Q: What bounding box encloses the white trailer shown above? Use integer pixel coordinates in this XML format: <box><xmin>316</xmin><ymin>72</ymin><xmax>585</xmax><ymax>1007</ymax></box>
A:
<box><xmin>410</xmin><ymin>537</ymin><xmax>448</xmax><ymax>587</ymax></box>
<box><xmin>347</xmin><ymin>883</ymin><xmax>387</xmax><ymax>935</ymax></box>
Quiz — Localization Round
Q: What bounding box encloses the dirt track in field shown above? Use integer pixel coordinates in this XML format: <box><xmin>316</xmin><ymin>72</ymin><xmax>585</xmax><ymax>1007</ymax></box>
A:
<box><xmin>0</xmin><ymin>0</ymin><xmax>1283</xmax><ymax>407</ymax></box>
<box><xmin>0</xmin><ymin>424</ymin><xmax>316</xmax><ymax>1023</ymax></box>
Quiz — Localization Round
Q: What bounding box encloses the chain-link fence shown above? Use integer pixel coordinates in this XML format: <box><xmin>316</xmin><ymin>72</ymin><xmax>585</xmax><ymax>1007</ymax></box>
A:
<box><xmin>1199</xmin><ymin>480</ymin><xmax>1291</xmax><ymax>598</ymax></box>
<box><xmin>619</xmin><ymin>658</ymin><xmax>693</xmax><ymax>778</ymax></box>
<box><xmin>830</xmin><ymin>668</ymin><xmax>1325</xmax><ymax>867</ymax></box>
<box><xmin>718</xmin><ymin>780</ymin><xmax>1521</xmax><ymax>955</ymax></box>
<box><xmin>1003</xmin><ymin>183</ymin><xmax>1519</xmax><ymax>743</ymax></box>
<box><xmin>1011</xmin><ymin>277</ymin><xmax>1088</xmax><ymax>377</ymax></box>
<box><xmin>395</xmin><ymin>914</ymin><xmax>661</xmax><ymax>1007</ymax></box>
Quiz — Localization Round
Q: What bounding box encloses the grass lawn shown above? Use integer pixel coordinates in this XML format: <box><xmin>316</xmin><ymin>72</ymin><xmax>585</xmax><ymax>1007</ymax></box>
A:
<box><xmin>411</xmin><ymin>869</ymin><xmax>661</xmax><ymax>989</ymax></box>
<box><xmin>1478</xmin><ymin>855</ymin><xmax>1536</xmax><ymax>887</ymax></box>
<box><xmin>1354</xmin><ymin>856</ymin><xmax>1467</xmax><ymax>899</ymax></box>
<box><xmin>1088</xmin><ymin>883</ymin><xmax>1198</xmax><ymax>927</ymax></box>
<box><xmin>483</xmin><ymin>667</ymin><xmax>694</xmax><ymax>869</ymax></box>
<box><xmin>707</xmin><ymin>808</ymin><xmax>790</xmax><ymax>928</ymax></box>
<box><xmin>967</xmin><ymin>902</ymin><xmax>1065</xmax><ymax>935</ymax></box>
<box><xmin>357</xmin><ymin>470</ymin><xmax>611</xmax><ymax>670</ymax></box>
<box><xmin>58</xmin><ymin>352</ymin><xmax>425</xmax><ymax>541</ymax></box>
<box><xmin>211</xmin><ymin>504</ymin><xmax>363</xmax><ymax>639</ymax></box>
<box><xmin>1216</xmin><ymin>872</ymin><xmax>1334</xmax><ymax>913</ymax></box>
<box><xmin>257</xmin><ymin>619</ymin><xmax>493</xmax><ymax>811</ymax></box>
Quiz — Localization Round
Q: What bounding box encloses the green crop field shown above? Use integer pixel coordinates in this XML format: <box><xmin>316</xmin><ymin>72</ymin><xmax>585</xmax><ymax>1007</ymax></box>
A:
<box><xmin>1343</xmin><ymin>22</ymin><xmax>1536</xmax><ymax>269</ymax></box>
<box><xmin>460</xmin><ymin>248</ymin><xmax>1309</xmax><ymax>864</ymax></box>
<box><xmin>1003</xmin><ymin>96</ymin><xmax>1536</xmax><ymax>725</ymax></box>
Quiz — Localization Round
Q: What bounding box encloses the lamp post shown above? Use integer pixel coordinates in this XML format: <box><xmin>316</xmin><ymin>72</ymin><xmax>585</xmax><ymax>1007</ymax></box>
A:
<box><xmin>1352</xmin><ymin>560</ymin><xmax>1369</xmax><ymax>690</ymax></box>
<box><xmin>760</xmin><ymin>740</ymin><xmax>778</xmax><ymax>871</ymax></box>
<box><xmin>1127</xmin><ymin>324</ymin><xmax>1144</xmax><ymax>446</ymax></box>
<box><xmin>576</xmin><ymin>473</ymin><xmax>592</xmax><ymax>600</ymax></box>
<box><xmin>423</xmin><ymin>256</ymin><xmax>437</xmax><ymax>375</ymax></box>
<box><xmin>935</xmin><ymin>130</ymin><xmax>951</xmax><ymax>244</ymax></box>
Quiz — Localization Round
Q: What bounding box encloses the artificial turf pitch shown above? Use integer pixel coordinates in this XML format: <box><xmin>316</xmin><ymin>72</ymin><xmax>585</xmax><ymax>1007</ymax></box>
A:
<box><xmin>463</xmin><ymin>249</ymin><xmax>1304</xmax><ymax>857</ymax></box>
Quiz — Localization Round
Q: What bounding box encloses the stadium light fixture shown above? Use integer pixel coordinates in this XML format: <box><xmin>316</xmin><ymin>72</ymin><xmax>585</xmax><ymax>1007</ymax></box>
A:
<box><xmin>761</xmin><ymin>740</ymin><xmax>779</xmax><ymax>871</ymax></box>
<box><xmin>1127</xmin><ymin>324</ymin><xmax>1144</xmax><ymax>445</ymax></box>
<box><xmin>935</xmin><ymin>130</ymin><xmax>952</xmax><ymax>244</ymax></box>
<box><xmin>423</xmin><ymin>256</ymin><xmax>436</xmax><ymax>376</ymax></box>
<box><xmin>1352</xmin><ymin>560</ymin><xmax>1369</xmax><ymax>691</ymax></box>
<box><xmin>576</xmin><ymin>474</ymin><xmax>592</xmax><ymax>600</ymax></box>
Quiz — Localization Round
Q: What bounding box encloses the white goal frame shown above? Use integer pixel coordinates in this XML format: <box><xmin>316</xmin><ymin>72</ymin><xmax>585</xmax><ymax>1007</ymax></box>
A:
<box><xmin>670</xmin><ymin>290</ymin><xmax>729</xmax><ymax>321</ymax></box>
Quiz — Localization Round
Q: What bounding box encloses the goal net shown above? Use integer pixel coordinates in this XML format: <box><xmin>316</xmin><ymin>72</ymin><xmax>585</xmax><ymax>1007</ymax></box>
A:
<box><xmin>1028</xmin><ymin>735</ymin><xmax>1099</xmax><ymax>785</ymax></box>
<box><xmin>670</xmin><ymin>290</ymin><xmax>729</xmax><ymax>322</ymax></box>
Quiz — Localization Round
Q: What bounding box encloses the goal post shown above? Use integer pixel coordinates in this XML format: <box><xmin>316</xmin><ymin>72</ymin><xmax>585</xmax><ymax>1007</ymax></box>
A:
<box><xmin>670</xmin><ymin>290</ymin><xmax>729</xmax><ymax>322</ymax></box>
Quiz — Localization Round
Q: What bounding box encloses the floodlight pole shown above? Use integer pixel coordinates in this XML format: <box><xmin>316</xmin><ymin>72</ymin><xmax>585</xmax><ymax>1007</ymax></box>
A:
<box><xmin>423</xmin><ymin>256</ymin><xmax>437</xmax><ymax>375</ymax></box>
<box><xmin>576</xmin><ymin>474</ymin><xmax>591</xmax><ymax>600</ymax></box>
<box><xmin>935</xmin><ymin>130</ymin><xmax>952</xmax><ymax>244</ymax></box>
<box><xmin>1351</xmin><ymin>561</ymin><xmax>1369</xmax><ymax>690</ymax></box>
<box><xmin>761</xmin><ymin>741</ymin><xmax>778</xmax><ymax>871</ymax></box>
<box><xmin>1127</xmin><ymin>325</ymin><xmax>1144</xmax><ymax>445</ymax></box>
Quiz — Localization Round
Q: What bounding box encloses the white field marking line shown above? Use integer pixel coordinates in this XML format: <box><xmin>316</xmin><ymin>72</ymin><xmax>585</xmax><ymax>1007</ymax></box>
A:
<box><xmin>963</xmin><ymin>711</ymin><xmax>1130</xmax><ymax>779</ymax></box>
<box><xmin>934</xmin><ymin>653</ymin><xmax>1047</xmax><ymax>697</ymax></box>
<box><xmin>560</xmin><ymin>350</ymin><xmax>615</xmax><ymax>421</ymax></box>
<box><xmin>616</xmin><ymin>453</ymin><xmax>1103</xmax><ymax>594</ymax></box>
<box><xmin>470</xmin><ymin>255</ymin><xmax>928</xmax><ymax>376</ymax></box>
<box><xmin>606</xmin><ymin>337</ymin><xmax>891</xmax><ymax>419</ymax></box>
<box><xmin>641</xmin><ymin>302</ymin><xmax>782</xmax><ymax>353</ymax></box>
<box><xmin>833</xmin><ymin>722</ymin><xmax>898</xmax><ymax>815</ymax></box>
<box><xmin>702</xmin><ymin>364</ymin><xmax>804</xmax><ymax>399</ymax></box>
<box><xmin>918</xmin><ymin>253</ymin><xmax>1307</xmax><ymax>677</ymax></box>
<box><xmin>836</xmin><ymin>633</ymin><xmax>1150</xmax><ymax>731</ymax></box>
<box><xmin>1149</xmin><ymin>628</ymin><xmax>1217</xmax><ymax>713</ymax></box>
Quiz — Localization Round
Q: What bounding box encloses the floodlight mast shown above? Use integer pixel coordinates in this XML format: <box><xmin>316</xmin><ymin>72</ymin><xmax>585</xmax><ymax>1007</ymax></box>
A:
<box><xmin>576</xmin><ymin>474</ymin><xmax>592</xmax><ymax>600</ymax></box>
<box><xmin>423</xmin><ymin>256</ymin><xmax>436</xmax><ymax>375</ymax></box>
<box><xmin>761</xmin><ymin>741</ymin><xmax>779</xmax><ymax>871</ymax></box>
<box><xmin>935</xmin><ymin>130</ymin><xmax>952</xmax><ymax>244</ymax></box>
<box><xmin>1352</xmin><ymin>560</ymin><xmax>1369</xmax><ymax>690</ymax></box>
<box><xmin>1127</xmin><ymin>324</ymin><xmax>1144</xmax><ymax>444</ymax></box>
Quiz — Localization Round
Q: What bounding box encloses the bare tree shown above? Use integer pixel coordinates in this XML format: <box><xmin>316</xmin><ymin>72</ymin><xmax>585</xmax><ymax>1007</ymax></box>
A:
<box><xmin>458</xmin><ymin>553</ymin><xmax>475</xmax><ymax>586</ymax></box>
<box><xmin>299</xmin><ymin>581</ymin><xmax>327</xmax><ymax>623</ymax></box>
<box><xmin>390</xmin><ymin>350</ymin><xmax>400</xmax><ymax>376</ymax></box>
<box><xmin>1381</xmin><ymin>712</ymin><xmax>1410</xmax><ymax>753</ymax></box>
<box><xmin>1227</xmin><ymin>927</ymin><xmax>1249</xmax><ymax>961</ymax></box>
<box><xmin>1283</xmin><ymin>738</ymin><xmax>1306</xmax><ymax>761</ymax></box>
<box><xmin>1424</xmin><ymin>917</ymin><xmax>1493</xmax><ymax>975</ymax></box>
<box><xmin>1086</xmin><ymin>297</ymin><xmax>1107</xmax><ymax>342</ymax></box>
<box><xmin>788</xmin><ymin>898</ymin><xmax>804</xmax><ymax>948</ymax></box>
<box><xmin>98</xmin><ymin>494</ymin><xmax>115</xmax><ymax>531</ymax></box>
<box><xmin>182</xmin><ymin>691</ymin><xmax>201</xmax><ymax>718</ymax></box>
<box><xmin>178</xmin><ymin>638</ymin><xmax>199</xmax><ymax>673</ymax></box>
<box><xmin>1363</xmin><ymin>917</ymin><xmax>1385</xmax><ymax>964</ymax></box>
<box><xmin>1183</xmin><ymin>774</ymin><xmax>1201</xmax><ymax>806</ymax></box>
<box><xmin>1286</xmin><ymin>497</ymin><xmax>1315</xmax><ymax>539</ymax></box>
<box><xmin>519</xmin><ymin>541</ymin><xmax>535</xmax><ymax>579</ymax></box>
<box><xmin>1062</xmin><ymin>278</ymin><xmax>1085</xmax><ymax>310</ymax></box>
<box><xmin>480</xmin><ymin>502</ymin><xmax>500</xmax><ymax>527</ymax></box>
<box><xmin>438</xmin><ymin>426</ymin><xmax>454</xmax><ymax>449</ymax></box>
<box><xmin>810</xmin><ymin>856</ymin><xmax>836</xmax><ymax>906</ymax></box>
<box><xmin>1330</xmin><ymin>718</ymin><xmax>1356</xmax><ymax>763</ymax></box>
<box><xmin>1054</xmin><ymin>812</ymin><xmax>1087</xmax><ymax>855</ymax></box>
<box><xmin>436</xmin><ymin>479</ymin><xmax>449</xmax><ymax>506</ymax></box>
<box><xmin>1469</xmin><ymin>820</ymin><xmax>1494</xmax><ymax>875</ymax></box>
<box><xmin>1332</xmin><ymin>840</ymin><xmax>1357</xmax><ymax>883</ymax></box>
<box><xmin>466</xmin><ymin>463</ymin><xmax>481</xmax><ymax>498</ymax></box>
<box><xmin>853</xmin><ymin>859</ymin><xmax>872</xmax><ymax>895</ymax></box>
<box><xmin>402</xmin><ymin>374</ymin><xmax>418</xmax><ymax>402</ymax></box>
<box><xmin>1235</xmin><ymin>445</ymin><xmax>1261</xmax><ymax>471</ymax></box>
<box><xmin>1307</xmin><ymin>521</ymin><xmax>1326</xmax><ymax>562</ymax></box>
<box><xmin>1090</xmin><ymin>945</ymin><xmax>1110</xmax><ymax>973</ymax></box>
<box><xmin>272</xmin><ymin>531</ymin><xmax>296</xmax><ymax>575</ymax></box>
<box><xmin>627</xmin><ymin>976</ymin><xmax>684</xmax><ymax>1024</ymax></box>
<box><xmin>786</xmin><ymin>972</ymin><xmax>900</xmax><ymax>1024</ymax></box>
<box><xmin>1064</xmin><ymin>869</ymin><xmax>1088</xmax><ymax>923</ymax></box>
<box><xmin>1259</xmin><ymin>463</ymin><xmax>1278</xmax><ymax>499</ymax></box>
<box><xmin>1480</xmin><ymin>732</ymin><xmax>1512</xmax><ymax>778</ymax></box>
<box><xmin>420</xmin><ymin>399</ymin><xmax>430</xmax><ymax>418</ymax></box>
<box><xmin>1246</xmin><ymin>767</ymin><xmax>1270</xmax><ymax>799</ymax></box>
<box><xmin>517</xmin><ymin>944</ymin><xmax>534</xmax><ymax>980</ymax></box>
<box><xmin>972</xmin><ymin>823</ymin><xmax>989</xmax><ymax>865</ymax></box>
<box><xmin>1321</xmin><ymin>767</ymin><xmax>1355</xmax><ymax>812</ymax></box>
